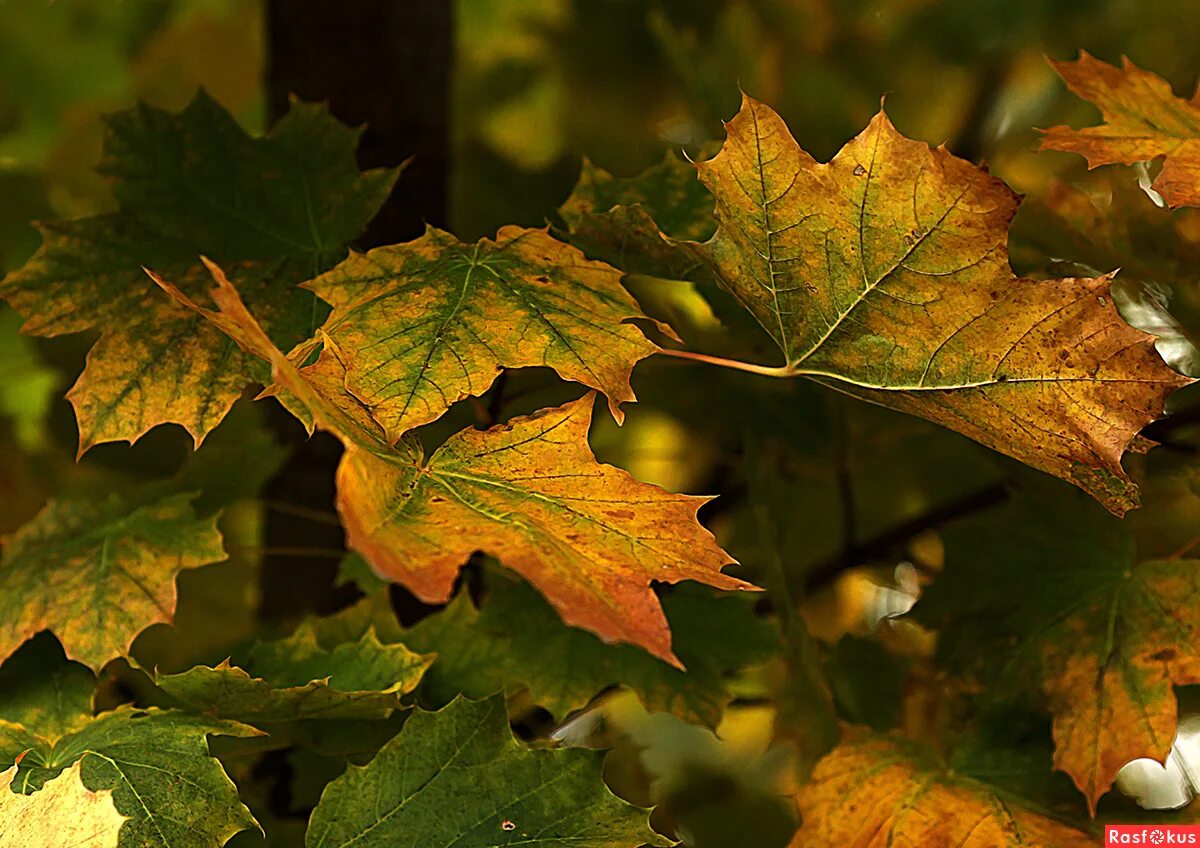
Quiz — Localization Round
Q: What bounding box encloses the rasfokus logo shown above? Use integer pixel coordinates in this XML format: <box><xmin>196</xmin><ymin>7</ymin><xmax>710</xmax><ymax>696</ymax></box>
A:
<box><xmin>1106</xmin><ymin>826</ymin><xmax>1200</xmax><ymax>844</ymax></box>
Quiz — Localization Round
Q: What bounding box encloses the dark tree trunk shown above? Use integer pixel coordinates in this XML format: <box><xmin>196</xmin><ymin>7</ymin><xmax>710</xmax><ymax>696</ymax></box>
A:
<box><xmin>267</xmin><ymin>0</ymin><xmax>452</xmax><ymax>243</ymax></box>
<box><xmin>257</xmin><ymin>0</ymin><xmax>453</xmax><ymax>621</ymax></box>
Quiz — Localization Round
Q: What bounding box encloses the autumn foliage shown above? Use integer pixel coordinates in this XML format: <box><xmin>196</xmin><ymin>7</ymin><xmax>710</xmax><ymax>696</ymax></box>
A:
<box><xmin>3</xmin><ymin>8</ymin><xmax>1200</xmax><ymax>846</ymax></box>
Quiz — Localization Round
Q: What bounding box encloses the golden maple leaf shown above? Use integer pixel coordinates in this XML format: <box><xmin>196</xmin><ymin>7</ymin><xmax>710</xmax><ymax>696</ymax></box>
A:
<box><xmin>681</xmin><ymin>94</ymin><xmax>1192</xmax><ymax>515</ymax></box>
<box><xmin>148</xmin><ymin>259</ymin><xmax>751</xmax><ymax>665</ymax></box>
<box><xmin>1042</xmin><ymin>52</ymin><xmax>1200</xmax><ymax>209</ymax></box>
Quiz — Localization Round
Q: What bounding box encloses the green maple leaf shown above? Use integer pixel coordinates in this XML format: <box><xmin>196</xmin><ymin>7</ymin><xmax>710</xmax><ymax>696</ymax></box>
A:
<box><xmin>0</xmin><ymin>707</ymin><xmax>260</xmax><ymax>848</ymax></box>
<box><xmin>301</xmin><ymin>225</ymin><xmax>662</xmax><ymax>442</ymax></box>
<box><xmin>158</xmin><ymin>623</ymin><xmax>433</xmax><ymax>724</ymax></box>
<box><xmin>306</xmin><ymin>695</ymin><xmax>662</xmax><ymax>848</ymax></box>
<box><xmin>917</xmin><ymin>488</ymin><xmax>1200</xmax><ymax>813</ymax></box>
<box><xmin>0</xmin><ymin>637</ymin><xmax>95</xmax><ymax>741</ymax></box>
<box><xmin>0</xmin><ymin>91</ymin><xmax>396</xmax><ymax>453</ymax></box>
<box><xmin>558</xmin><ymin>152</ymin><xmax>715</xmax><ymax>282</ymax></box>
<box><xmin>0</xmin><ymin>490</ymin><xmax>226</xmax><ymax>671</ymax></box>
<box><xmin>402</xmin><ymin>574</ymin><xmax>778</xmax><ymax>728</ymax></box>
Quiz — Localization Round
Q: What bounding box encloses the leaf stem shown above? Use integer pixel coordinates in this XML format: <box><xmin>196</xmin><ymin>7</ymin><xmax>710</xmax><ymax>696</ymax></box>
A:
<box><xmin>1169</xmin><ymin>535</ymin><xmax>1200</xmax><ymax>560</ymax></box>
<box><xmin>657</xmin><ymin>348</ymin><xmax>794</xmax><ymax>377</ymax></box>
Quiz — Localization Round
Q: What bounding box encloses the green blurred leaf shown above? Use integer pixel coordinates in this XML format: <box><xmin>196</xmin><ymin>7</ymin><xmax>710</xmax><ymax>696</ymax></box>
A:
<box><xmin>0</xmin><ymin>92</ymin><xmax>396</xmax><ymax>452</ymax></box>
<box><xmin>0</xmin><ymin>707</ymin><xmax>260</xmax><ymax>848</ymax></box>
<box><xmin>404</xmin><ymin>573</ymin><xmax>778</xmax><ymax>727</ymax></box>
<box><xmin>158</xmin><ymin>624</ymin><xmax>432</xmax><ymax>724</ymax></box>
<box><xmin>306</xmin><ymin>694</ymin><xmax>662</xmax><ymax>847</ymax></box>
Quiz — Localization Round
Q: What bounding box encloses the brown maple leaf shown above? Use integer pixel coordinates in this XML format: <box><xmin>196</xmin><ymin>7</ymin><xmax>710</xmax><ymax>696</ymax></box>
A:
<box><xmin>1042</xmin><ymin>52</ymin><xmax>1200</xmax><ymax>209</ymax></box>
<box><xmin>683</xmin><ymin>93</ymin><xmax>1192</xmax><ymax>515</ymax></box>
<box><xmin>794</xmin><ymin>728</ymin><xmax>1097</xmax><ymax>847</ymax></box>
<box><xmin>147</xmin><ymin>259</ymin><xmax>752</xmax><ymax>665</ymax></box>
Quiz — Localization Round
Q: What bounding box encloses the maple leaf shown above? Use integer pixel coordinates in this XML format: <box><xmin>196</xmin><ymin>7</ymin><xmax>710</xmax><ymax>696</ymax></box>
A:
<box><xmin>0</xmin><ymin>707</ymin><xmax>260</xmax><ymax>847</ymax></box>
<box><xmin>558</xmin><ymin>152</ymin><xmax>716</xmax><ymax>282</ymax></box>
<box><xmin>335</xmin><ymin>395</ymin><xmax>751</xmax><ymax>665</ymax></box>
<box><xmin>0</xmin><ymin>638</ymin><xmax>95</xmax><ymax>742</ymax></box>
<box><xmin>0</xmin><ymin>762</ymin><xmax>125</xmax><ymax>848</ymax></box>
<box><xmin>1042</xmin><ymin>53</ymin><xmax>1200</xmax><ymax>209</ymax></box>
<box><xmin>302</xmin><ymin>225</ymin><xmax>661</xmax><ymax>440</ymax></box>
<box><xmin>158</xmin><ymin>624</ymin><xmax>433</xmax><ymax>723</ymax></box>
<box><xmin>0</xmin><ymin>92</ymin><xmax>395</xmax><ymax>454</ymax></box>
<box><xmin>333</xmin><ymin>572</ymin><xmax>777</xmax><ymax>727</ymax></box>
<box><xmin>1011</xmin><ymin>176</ymin><xmax>1200</xmax><ymax>375</ymax></box>
<box><xmin>689</xmin><ymin>94</ymin><xmax>1192</xmax><ymax>515</ymax></box>
<box><xmin>917</xmin><ymin>490</ymin><xmax>1200</xmax><ymax>813</ymax></box>
<box><xmin>149</xmin><ymin>260</ymin><xmax>752</xmax><ymax>665</ymax></box>
<box><xmin>0</xmin><ymin>490</ymin><xmax>225</xmax><ymax>671</ymax></box>
<box><xmin>793</xmin><ymin>728</ymin><xmax>1097</xmax><ymax>847</ymax></box>
<box><xmin>306</xmin><ymin>695</ymin><xmax>662</xmax><ymax>848</ymax></box>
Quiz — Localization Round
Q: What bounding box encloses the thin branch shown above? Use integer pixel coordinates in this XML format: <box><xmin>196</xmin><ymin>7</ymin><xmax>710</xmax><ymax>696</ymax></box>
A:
<box><xmin>802</xmin><ymin>482</ymin><xmax>1009</xmax><ymax>595</ymax></box>
<box><xmin>258</xmin><ymin>499</ymin><xmax>344</xmax><ymax>527</ymax></box>
<box><xmin>487</xmin><ymin>370</ymin><xmax>509</xmax><ymax>424</ymax></box>
<box><xmin>1169</xmin><ymin>536</ymin><xmax>1200</xmax><ymax>560</ymax></box>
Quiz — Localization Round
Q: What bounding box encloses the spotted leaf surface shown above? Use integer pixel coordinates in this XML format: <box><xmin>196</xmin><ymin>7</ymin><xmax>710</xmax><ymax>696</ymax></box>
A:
<box><xmin>0</xmin><ymin>491</ymin><xmax>225</xmax><ymax>671</ymax></box>
<box><xmin>793</xmin><ymin>729</ymin><xmax>1096</xmax><ymax>847</ymax></box>
<box><xmin>918</xmin><ymin>493</ymin><xmax>1200</xmax><ymax>812</ymax></box>
<box><xmin>304</xmin><ymin>225</ymin><xmax>660</xmax><ymax>442</ymax></box>
<box><xmin>695</xmin><ymin>94</ymin><xmax>1191</xmax><ymax>514</ymax></box>
<box><xmin>150</xmin><ymin>261</ymin><xmax>751</xmax><ymax>666</ymax></box>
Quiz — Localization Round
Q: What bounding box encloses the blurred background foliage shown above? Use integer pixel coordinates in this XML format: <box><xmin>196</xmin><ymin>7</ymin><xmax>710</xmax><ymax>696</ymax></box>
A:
<box><xmin>2</xmin><ymin>0</ymin><xmax>1200</xmax><ymax>844</ymax></box>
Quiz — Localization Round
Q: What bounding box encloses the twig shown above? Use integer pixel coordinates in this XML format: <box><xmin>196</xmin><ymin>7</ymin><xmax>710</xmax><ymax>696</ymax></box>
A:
<box><xmin>1169</xmin><ymin>536</ymin><xmax>1200</xmax><ymax>560</ymax></box>
<box><xmin>258</xmin><ymin>499</ymin><xmax>343</xmax><ymax>527</ymax></box>
<box><xmin>487</xmin><ymin>371</ymin><xmax>509</xmax><ymax>424</ymax></box>
<box><xmin>802</xmin><ymin>482</ymin><xmax>1009</xmax><ymax>594</ymax></box>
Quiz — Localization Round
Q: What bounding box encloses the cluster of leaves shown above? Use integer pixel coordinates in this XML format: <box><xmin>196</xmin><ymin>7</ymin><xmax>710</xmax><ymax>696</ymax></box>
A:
<box><xmin>2</xmin><ymin>47</ymin><xmax>1200</xmax><ymax>846</ymax></box>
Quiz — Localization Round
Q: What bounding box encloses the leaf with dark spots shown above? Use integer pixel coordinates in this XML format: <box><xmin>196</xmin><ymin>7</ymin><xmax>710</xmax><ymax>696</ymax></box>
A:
<box><xmin>688</xmin><ymin>93</ymin><xmax>1192</xmax><ymax>514</ymax></box>
<box><xmin>301</xmin><ymin>225</ymin><xmax>663</xmax><ymax>443</ymax></box>
<box><xmin>150</xmin><ymin>260</ymin><xmax>753</xmax><ymax>665</ymax></box>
